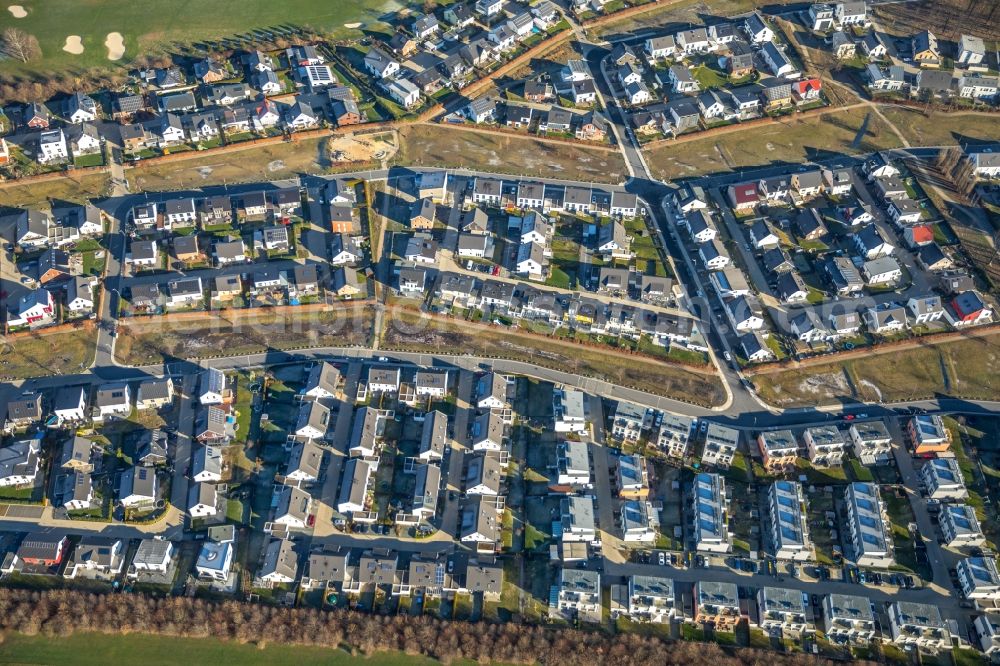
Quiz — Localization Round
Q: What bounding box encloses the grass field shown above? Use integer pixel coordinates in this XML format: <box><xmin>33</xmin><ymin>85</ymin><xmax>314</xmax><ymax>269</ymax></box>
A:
<box><xmin>749</xmin><ymin>334</ymin><xmax>1000</xmax><ymax>407</ymax></box>
<box><xmin>645</xmin><ymin>107</ymin><xmax>902</xmax><ymax>181</ymax></box>
<box><xmin>0</xmin><ymin>631</ymin><xmax>443</xmax><ymax>666</ymax></box>
<box><xmin>0</xmin><ymin>0</ymin><xmax>398</xmax><ymax>79</ymax></box>
<box><xmin>877</xmin><ymin>106</ymin><xmax>1000</xmax><ymax>148</ymax></box>
<box><xmin>392</xmin><ymin>125</ymin><xmax>628</xmax><ymax>184</ymax></box>
<box><xmin>0</xmin><ymin>173</ymin><xmax>111</xmax><ymax>209</ymax></box>
<box><xmin>381</xmin><ymin>308</ymin><xmax>725</xmax><ymax>405</ymax></box>
<box><xmin>0</xmin><ymin>328</ymin><xmax>96</xmax><ymax>378</ymax></box>
<box><xmin>115</xmin><ymin>306</ymin><xmax>375</xmax><ymax>366</ymax></box>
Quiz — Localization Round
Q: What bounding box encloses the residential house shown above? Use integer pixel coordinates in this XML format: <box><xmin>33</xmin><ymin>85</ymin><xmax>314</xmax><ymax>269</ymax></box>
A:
<box><xmin>6</xmin><ymin>289</ymin><xmax>55</xmax><ymax>329</ymax></box>
<box><xmin>741</xmin><ymin>331</ymin><xmax>774</xmax><ymax>362</ymax></box>
<box><xmin>850</xmin><ymin>421</ymin><xmax>892</xmax><ymax>465</ymax></box>
<box><xmin>908</xmin><ymin>414</ymin><xmax>950</xmax><ymax>455</ymax></box>
<box><xmin>912</xmin><ymin>30</ymin><xmax>941</xmax><ymax>68</ymax></box>
<box><xmin>16</xmin><ymin>533</ymin><xmax>68</xmax><ymax>567</ymax></box>
<box><xmin>907</xmin><ymin>295</ymin><xmax>945</xmax><ymax>325</ymax></box>
<box><xmin>835</xmin><ymin>0</ymin><xmax>867</xmax><ymax>26</ymax></box>
<box><xmin>958</xmin><ymin>34</ymin><xmax>986</xmax><ymax>66</ymax></box>
<box><xmin>130</xmin><ymin>539</ymin><xmax>175</xmax><ymax>576</ymax></box>
<box><xmin>768</xmin><ymin>480</ymin><xmax>813</xmax><ymax>561</ymax></box>
<box><xmin>865</xmin><ymin>304</ymin><xmax>908</xmax><ymax>334</ymax></box>
<box><xmin>853</xmin><ymin>223</ymin><xmax>894</xmax><ymax>259</ymax></box>
<box><xmin>465</xmin><ymin>451</ymin><xmax>503</xmax><ymax>496</ymax></box>
<box><xmin>53</xmin><ymin>387</ymin><xmax>89</xmax><ymax>425</ymax></box>
<box><xmin>804</xmin><ymin>425</ymin><xmax>847</xmax><ymax>466</ymax></box>
<box><xmin>887</xmin><ymin>601</ymin><xmax>951</xmax><ymax>649</ymax></box>
<box><xmin>824</xmin><ymin>594</ymin><xmax>876</xmax><ymax>644</ymax></box>
<box><xmin>695</xmin><ymin>580</ymin><xmax>742</xmax><ymax>630</ymax></box>
<box><xmin>214</xmin><ymin>239</ymin><xmax>247</xmax><ymax>266</ymax></box>
<box><xmin>727</xmin><ymin>39</ymin><xmax>755</xmax><ymax>77</ymax></box>
<box><xmin>863</xmin><ymin>256</ymin><xmax>902</xmax><ymax>285</ymax></box>
<box><xmin>276</xmin><ymin>438</ymin><xmax>319</xmax><ymax>486</ymax></box>
<box><xmin>273</xmin><ymin>485</ymin><xmax>311</xmax><ymax>529</ymax></box>
<box><xmin>187</xmin><ymin>482</ymin><xmax>219</xmax><ymax>518</ymax></box>
<box><xmin>758</xmin><ymin>586</ymin><xmax>811</xmax><ymax>636</ymax></box>
<box><xmin>762</xmin><ymin>42</ymin><xmax>797</xmax><ymax>78</ymax></box>
<box><xmin>940</xmin><ymin>504</ymin><xmax>984</xmax><ymax>548</ymax></box>
<box><xmin>294</xmin><ymin>399</ymin><xmax>331</xmax><ymax>440</ymax></box>
<box><xmin>118</xmin><ymin>466</ymin><xmax>158</xmax><ymax>508</ymax></box>
<box><xmin>136</xmin><ymin>378</ymin><xmax>174</xmax><ymax>410</ymax></box>
<box><xmin>703</xmin><ymin>424</ymin><xmax>739</xmax><ymax>468</ymax></box>
<box><xmin>473</xmin><ymin>411</ymin><xmax>505</xmax><ymax>451</ymax></box>
<box><xmin>133</xmin><ymin>429</ymin><xmax>168</xmax><ymax>466</ymax></box>
<box><xmin>728</xmin><ymin>182</ymin><xmax>760</xmax><ymax>212</ymax></box>
<box><xmin>692</xmin><ymin>473</ymin><xmax>733</xmax><ymax>553</ymax></box>
<box><xmin>166</xmin><ymin>276</ymin><xmax>203</xmax><ymax>307</ymax></box>
<box><xmin>725</xmin><ymin>295</ymin><xmax>764</xmax><ymax>331</ymax></box>
<box><xmin>337</xmin><ymin>458</ymin><xmax>375</xmax><ymax>514</ymax></box>
<box><xmin>946</xmin><ymin>290</ymin><xmax>993</xmax><ymax>327</ymax></box>
<box><xmin>556</xmin><ymin>568</ymin><xmax>601</xmax><ymax>617</ymax></box>
<box><xmin>259</xmin><ymin>538</ymin><xmax>299</xmax><ymax>584</ymax></box>
<box><xmin>757</xmin><ymin>429</ymin><xmax>799</xmax><ymax>473</ymax></box>
<box><xmin>845</xmin><ymin>482</ymin><xmax>893</xmax><ymax>568</ymax></box>
<box><xmin>0</xmin><ymin>438</ymin><xmax>41</xmax><ymax>488</ymax></box>
<box><xmin>191</xmin><ymin>445</ymin><xmax>223</xmax><ymax>483</ymax></box>
<box><xmin>626</xmin><ymin>575</ymin><xmax>677</xmax><ymax>623</ymax></box>
<box><xmin>810</xmin><ymin>3</ymin><xmax>836</xmax><ymax>30</ymax></box>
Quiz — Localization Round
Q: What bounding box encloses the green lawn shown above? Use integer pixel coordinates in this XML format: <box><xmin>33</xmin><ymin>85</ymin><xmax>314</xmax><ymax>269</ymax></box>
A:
<box><xmin>0</xmin><ymin>632</ymin><xmax>443</xmax><ymax>666</ymax></box>
<box><xmin>232</xmin><ymin>371</ymin><xmax>255</xmax><ymax>444</ymax></box>
<box><xmin>74</xmin><ymin>153</ymin><xmax>105</xmax><ymax>168</ymax></box>
<box><xmin>0</xmin><ymin>1</ymin><xmax>391</xmax><ymax>81</ymax></box>
<box><xmin>690</xmin><ymin>64</ymin><xmax>728</xmax><ymax>89</ymax></box>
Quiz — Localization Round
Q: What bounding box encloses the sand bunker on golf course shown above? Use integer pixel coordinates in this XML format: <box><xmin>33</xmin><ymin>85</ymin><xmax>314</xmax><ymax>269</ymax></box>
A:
<box><xmin>105</xmin><ymin>32</ymin><xmax>125</xmax><ymax>60</ymax></box>
<box><xmin>63</xmin><ymin>35</ymin><xmax>84</xmax><ymax>55</ymax></box>
<box><xmin>343</xmin><ymin>22</ymin><xmax>362</xmax><ymax>28</ymax></box>
<box><xmin>7</xmin><ymin>5</ymin><xmax>26</xmax><ymax>18</ymax></box>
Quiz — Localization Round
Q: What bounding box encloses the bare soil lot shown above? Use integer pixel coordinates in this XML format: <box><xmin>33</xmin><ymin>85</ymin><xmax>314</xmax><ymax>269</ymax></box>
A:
<box><xmin>873</xmin><ymin>0</ymin><xmax>1000</xmax><ymax>41</ymax></box>
<box><xmin>749</xmin><ymin>333</ymin><xmax>1000</xmax><ymax>407</ymax></box>
<box><xmin>0</xmin><ymin>173</ymin><xmax>111</xmax><ymax>209</ymax></box>
<box><xmin>393</xmin><ymin>124</ymin><xmax>628</xmax><ymax>184</ymax></box>
<box><xmin>877</xmin><ymin>107</ymin><xmax>1000</xmax><ymax>149</ymax></box>
<box><xmin>382</xmin><ymin>308</ymin><xmax>725</xmax><ymax>406</ymax></box>
<box><xmin>129</xmin><ymin>138</ymin><xmax>334</xmax><ymax>192</ymax></box>
<box><xmin>115</xmin><ymin>306</ymin><xmax>375</xmax><ymax>366</ymax></box>
<box><xmin>645</xmin><ymin>107</ymin><xmax>902</xmax><ymax>181</ymax></box>
<box><xmin>0</xmin><ymin>327</ymin><xmax>97</xmax><ymax>379</ymax></box>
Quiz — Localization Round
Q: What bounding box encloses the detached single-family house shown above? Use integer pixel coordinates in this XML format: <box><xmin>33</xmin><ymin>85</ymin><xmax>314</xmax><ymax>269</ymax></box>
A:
<box><xmin>866</xmin><ymin>304</ymin><xmax>908</xmax><ymax>334</ymax></box>
<box><xmin>136</xmin><ymin>378</ymin><xmax>174</xmax><ymax>410</ymax></box>
<box><xmin>912</xmin><ymin>30</ymin><xmax>941</xmax><ymax>68</ymax></box>
<box><xmin>762</xmin><ymin>42</ymin><xmax>797</xmax><ymax>78</ymax></box>
<box><xmin>94</xmin><ymin>383</ymin><xmax>132</xmax><ymax>420</ymax></box>
<box><xmin>744</xmin><ymin>12</ymin><xmax>773</xmax><ymax>44</ymax></box>
<box><xmin>958</xmin><ymin>34</ymin><xmax>986</xmax><ymax>66</ymax></box>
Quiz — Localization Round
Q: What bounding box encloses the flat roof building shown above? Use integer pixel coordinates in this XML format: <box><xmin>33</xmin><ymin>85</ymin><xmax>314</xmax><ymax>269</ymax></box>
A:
<box><xmin>768</xmin><ymin>480</ymin><xmax>812</xmax><ymax>561</ymax></box>
<box><xmin>919</xmin><ymin>457</ymin><xmax>968</xmax><ymax>500</ymax></box>
<box><xmin>692</xmin><ymin>472</ymin><xmax>732</xmax><ymax>553</ymax></box>
<box><xmin>845</xmin><ymin>482</ymin><xmax>893</xmax><ymax>568</ymax></box>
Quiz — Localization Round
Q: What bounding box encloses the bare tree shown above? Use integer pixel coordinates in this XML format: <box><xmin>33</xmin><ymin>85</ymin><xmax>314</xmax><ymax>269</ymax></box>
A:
<box><xmin>1</xmin><ymin>28</ymin><xmax>40</xmax><ymax>63</ymax></box>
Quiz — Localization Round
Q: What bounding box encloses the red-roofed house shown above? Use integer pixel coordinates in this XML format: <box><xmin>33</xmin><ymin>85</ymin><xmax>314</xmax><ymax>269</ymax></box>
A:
<box><xmin>727</xmin><ymin>183</ymin><xmax>760</xmax><ymax>213</ymax></box>
<box><xmin>904</xmin><ymin>225</ymin><xmax>934</xmax><ymax>248</ymax></box>
<box><xmin>16</xmin><ymin>534</ymin><xmax>68</xmax><ymax>567</ymax></box>
<box><xmin>793</xmin><ymin>78</ymin><xmax>822</xmax><ymax>103</ymax></box>
<box><xmin>946</xmin><ymin>291</ymin><xmax>992</xmax><ymax>327</ymax></box>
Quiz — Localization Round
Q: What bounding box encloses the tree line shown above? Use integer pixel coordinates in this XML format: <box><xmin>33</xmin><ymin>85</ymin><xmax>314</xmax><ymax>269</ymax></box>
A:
<box><xmin>0</xmin><ymin>588</ymin><xmax>871</xmax><ymax>666</ymax></box>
